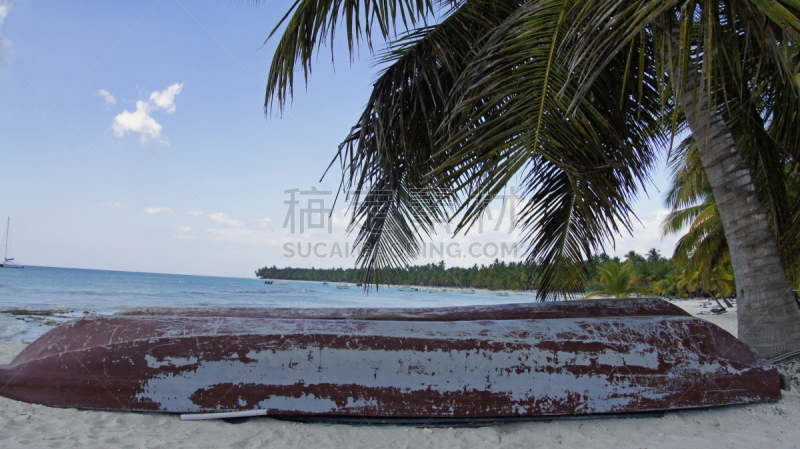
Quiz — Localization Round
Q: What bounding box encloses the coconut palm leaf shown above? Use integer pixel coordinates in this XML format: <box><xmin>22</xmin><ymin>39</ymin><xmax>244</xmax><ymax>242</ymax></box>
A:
<box><xmin>327</xmin><ymin>0</ymin><xmax>519</xmax><ymax>285</ymax></box>
<box><xmin>274</xmin><ymin>0</ymin><xmax>667</xmax><ymax>297</ymax></box>
<box><xmin>664</xmin><ymin>135</ymin><xmax>705</xmax><ymax>211</ymax></box>
<box><xmin>709</xmin><ymin>260</ymin><xmax>736</xmax><ymax>298</ymax></box>
<box><xmin>264</xmin><ymin>0</ymin><xmax>444</xmax><ymax>112</ymax></box>
<box><xmin>585</xmin><ymin>261</ymin><xmax>650</xmax><ymax>298</ymax></box>
<box><xmin>562</xmin><ymin>0</ymin><xmax>800</xmax><ymax>109</ymax></box>
<box><xmin>428</xmin><ymin>0</ymin><xmax>667</xmax><ymax>296</ymax></box>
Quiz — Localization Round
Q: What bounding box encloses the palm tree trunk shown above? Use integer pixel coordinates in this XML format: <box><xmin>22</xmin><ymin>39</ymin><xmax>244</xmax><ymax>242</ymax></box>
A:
<box><xmin>670</xmin><ymin>27</ymin><xmax>800</xmax><ymax>359</ymax></box>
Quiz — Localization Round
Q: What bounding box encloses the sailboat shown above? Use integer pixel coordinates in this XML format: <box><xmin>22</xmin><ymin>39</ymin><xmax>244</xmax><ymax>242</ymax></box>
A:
<box><xmin>0</xmin><ymin>217</ymin><xmax>23</xmax><ymax>268</ymax></box>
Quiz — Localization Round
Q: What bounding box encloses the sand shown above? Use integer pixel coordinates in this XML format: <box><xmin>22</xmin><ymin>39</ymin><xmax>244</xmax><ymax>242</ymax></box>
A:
<box><xmin>1</xmin><ymin>301</ymin><xmax>799</xmax><ymax>448</ymax></box>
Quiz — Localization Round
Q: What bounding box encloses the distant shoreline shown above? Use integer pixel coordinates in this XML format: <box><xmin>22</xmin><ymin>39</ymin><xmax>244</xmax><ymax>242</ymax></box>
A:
<box><xmin>255</xmin><ymin>262</ymin><xmax>537</xmax><ymax>292</ymax></box>
<box><xmin>261</xmin><ymin>278</ymin><xmax>540</xmax><ymax>296</ymax></box>
<box><xmin>265</xmin><ymin>279</ymin><xmax>723</xmax><ymax>302</ymax></box>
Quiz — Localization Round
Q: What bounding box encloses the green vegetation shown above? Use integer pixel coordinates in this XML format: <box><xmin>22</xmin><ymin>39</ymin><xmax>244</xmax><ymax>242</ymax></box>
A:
<box><xmin>257</xmin><ymin>249</ymin><xmax>739</xmax><ymax>298</ymax></box>
<box><xmin>257</xmin><ymin>260</ymin><xmax>535</xmax><ymax>291</ymax></box>
<box><xmin>1</xmin><ymin>309</ymin><xmax>72</xmax><ymax>316</ymax></box>
<box><xmin>585</xmin><ymin>262</ymin><xmax>648</xmax><ymax>298</ymax></box>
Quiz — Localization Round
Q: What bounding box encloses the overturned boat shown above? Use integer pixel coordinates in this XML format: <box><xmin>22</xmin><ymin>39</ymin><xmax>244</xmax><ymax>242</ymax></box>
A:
<box><xmin>0</xmin><ymin>298</ymin><xmax>780</xmax><ymax>421</ymax></box>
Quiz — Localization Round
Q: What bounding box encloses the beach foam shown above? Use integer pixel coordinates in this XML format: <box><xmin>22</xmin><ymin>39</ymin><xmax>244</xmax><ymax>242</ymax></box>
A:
<box><xmin>0</xmin><ymin>314</ymin><xmax>28</xmax><ymax>340</ymax></box>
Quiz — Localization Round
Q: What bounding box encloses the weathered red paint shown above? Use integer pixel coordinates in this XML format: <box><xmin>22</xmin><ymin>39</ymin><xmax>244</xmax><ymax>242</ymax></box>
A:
<box><xmin>0</xmin><ymin>299</ymin><xmax>781</xmax><ymax>420</ymax></box>
<box><xmin>116</xmin><ymin>297</ymin><xmax>691</xmax><ymax>320</ymax></box>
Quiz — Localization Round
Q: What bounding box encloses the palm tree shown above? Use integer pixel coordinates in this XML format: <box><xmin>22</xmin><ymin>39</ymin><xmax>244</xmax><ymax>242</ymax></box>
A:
<box><xmin>624</xmin><ymin>251</ymin><xmax>645</xmax><ymax>267</ymax></box>
<box><xmin>263</xmin><ymin>0</ymin><xmax>800</xmax><ymax>358</ymax></box>
<box><xmin>631</xmin><ymin>262</ymin><xmax>657</xmax><ymax>289</ymax></box>
<box><xmin>662</xmin><ymin>137</ymin><xmax>729</xmax><ymax>283</ymax></box>
<box><xmin>586</xmin><ymin>262</ymin><xmax>649</xmax><ymax>298</ymax></box>
<box><xmin>650</xmin><ymin>268</ymin><xmax>683</xmax><ymax>297</ymax></box>
<box><xmin>708</xmin><ymin>261</ymin><xmax>736</xmax><ymax>304</ymax></box>
<box><xmin>646</xmin><ymin>249</ymin><xmax>662</xmax><ymax>265</ymax></box>
<box><xmin>664</xmin><ymin>134</ymin><xmax>800</xmax><ymax>291</ymax></box>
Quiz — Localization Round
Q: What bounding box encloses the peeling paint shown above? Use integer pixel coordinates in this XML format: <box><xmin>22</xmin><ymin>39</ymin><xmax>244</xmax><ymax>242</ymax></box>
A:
<box><xmin>144</xmin><ymin>354</ymin><xmax>198</xmax><ymax>369</ymax></box>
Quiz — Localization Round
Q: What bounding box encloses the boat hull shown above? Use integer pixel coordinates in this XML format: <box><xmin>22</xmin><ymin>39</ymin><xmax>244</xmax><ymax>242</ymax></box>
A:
<box><xmin>0</xmin><ymin>299</ymin><xmax>780</xmax><ymax>418</ymax></box>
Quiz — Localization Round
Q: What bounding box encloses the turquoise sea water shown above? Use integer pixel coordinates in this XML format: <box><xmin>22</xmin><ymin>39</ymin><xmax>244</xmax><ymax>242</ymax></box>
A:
<box><xmin>0</xmin><ymin>266</ymin><xmax>540</xmax><ymax>342</ymax></box>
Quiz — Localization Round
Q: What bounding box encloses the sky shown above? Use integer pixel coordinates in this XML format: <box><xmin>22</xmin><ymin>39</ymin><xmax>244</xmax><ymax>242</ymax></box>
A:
<box><xmin>0</xmin><ymin>0</ymin><xmax>681</xmax><ymax>278</ymax></box>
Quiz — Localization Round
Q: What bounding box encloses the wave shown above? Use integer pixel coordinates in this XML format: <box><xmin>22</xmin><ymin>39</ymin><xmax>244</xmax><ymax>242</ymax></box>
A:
<box><xmin>222</xmin><ymin>290</ymin><xmax>292</xmax><ymax>295</ymax></box>
<box><xmin>0</xmin><ymin>314</ymin><xmax>29</xmax><ymax>339</ymax></box>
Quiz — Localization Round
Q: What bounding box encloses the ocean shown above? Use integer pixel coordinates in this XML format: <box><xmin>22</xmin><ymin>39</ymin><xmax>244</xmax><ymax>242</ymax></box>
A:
<box><xmin>0</xmin><ymin>266</ymin><xmax>540</xmax><ymax>342</ymax></box>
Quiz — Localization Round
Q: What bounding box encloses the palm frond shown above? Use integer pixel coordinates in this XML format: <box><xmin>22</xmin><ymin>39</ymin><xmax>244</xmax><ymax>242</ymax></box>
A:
<box><xmin>432</xmin><ymin>0</ymin><xmax>666</xmax><ymax>297</ymax></box>
<box><xmin>328</xmin><ymin>0</ymin><xmax>518</xmax><ymax>286</ymax></box>
<box><xmin>263</xmin><ymin>0</ymin><xmax>445</xmax><ymax>111</ymax></box>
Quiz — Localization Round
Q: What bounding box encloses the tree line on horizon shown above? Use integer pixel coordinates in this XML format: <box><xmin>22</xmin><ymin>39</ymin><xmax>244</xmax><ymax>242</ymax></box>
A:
<box><xmin>256</xmin><ymin>260</ymin><xmax>534</xmax><ymax>291</ymax></box>
<box><xmin>256</xmin><ymin>248</ymin><xmax>737</xmax><ymax>298</ymax></box>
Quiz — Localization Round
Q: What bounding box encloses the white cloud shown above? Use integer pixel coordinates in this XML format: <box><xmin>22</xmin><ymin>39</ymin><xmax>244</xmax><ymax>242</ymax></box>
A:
<box><xmin>149</xmin><ymin>83</ymin><xmax>183</xmax><ymax>113</ymax></box>
<box><xmin>208</xmin><ymin>212</ymin><xmax>243</xmax><ymax>227</ymax></box>
<box><xmin>113</xmin><ymin>100</ymin><xmax>163</xmax><ymax>143</ymax></box>
<box><xmin>185</xmin><ymin>210</ymin><xmax>204</xmax><ymax>216</ymax></box>
<box><xmin>97</xmin><ymin>200</ymin><xmax>123</xmax><ymax>207</ymax></box>
<box><xmin>144</xmin><ymin>206</ymin><xmax>171</xmax><ymax>215</ymax></box>
<box><xmin>253</xmin><ymin>217</ymin><xmax>272</xmax><ymax>226</ymax></box>
<box><xmin>97</xmin><ymin>89</ymin><xmax>116</xmax><ymax>105</ymax></box>
<box><xmin>201</xmin><ymin>213</ymin><xmax>281</xmax><ymax>246</ymax></box>
<box><xmin>112</xmin><ymin>83</ymin><xmax>183</xmax><ymax>144</ymax></box>
<box><xmin>0</xmin><ymin>0</ymin><xmax>16</xmax><ymax>69</ymax></box>
<box><xmin>175</xmin><ymin>226</ymin><xmax>192</xmax><ymax>232</ymax></box>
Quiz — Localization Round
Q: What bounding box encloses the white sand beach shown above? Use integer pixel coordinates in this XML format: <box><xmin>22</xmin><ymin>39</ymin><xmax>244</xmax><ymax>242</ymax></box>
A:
<box><xmin>1</xmin><ymin>301</ymin><xmax>799</xmax><ymax>449</ymax></box>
